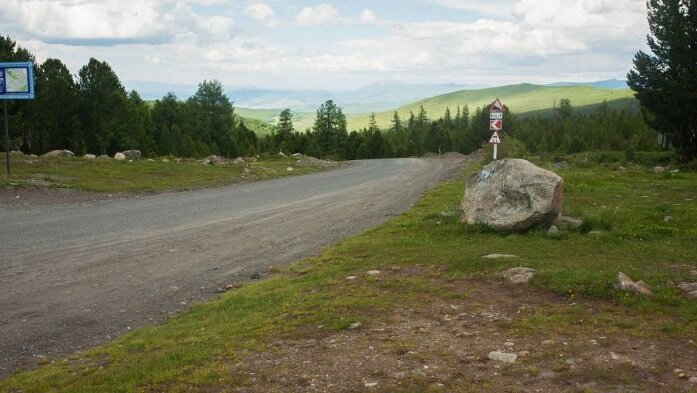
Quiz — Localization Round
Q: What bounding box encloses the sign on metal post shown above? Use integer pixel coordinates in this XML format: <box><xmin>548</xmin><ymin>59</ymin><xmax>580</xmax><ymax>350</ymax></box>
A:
<box><xmin>1</xmin><ymin>62</ymin><xmax>35</xmax><ymax>175</ymax></box>
<box><xmin>489</xmin><ymin>131</ymin><xmax>501</xmax><ymax>145</ymax></box>
<box><xmin>488</xmin><ymin>97</ymin><xmax>504</xmax><ymax>160</ymax></box>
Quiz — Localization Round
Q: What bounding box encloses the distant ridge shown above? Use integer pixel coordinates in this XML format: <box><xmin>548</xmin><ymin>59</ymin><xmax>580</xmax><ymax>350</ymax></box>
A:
<box><xmin>239</xmin><ymin>83</ymin><xmax>638</xmax><ymax>132</ymax></box>
<box><xmin>545</xmin><ymin>79</ymin><xmax>628</xmax><ymax>89</ymax></box>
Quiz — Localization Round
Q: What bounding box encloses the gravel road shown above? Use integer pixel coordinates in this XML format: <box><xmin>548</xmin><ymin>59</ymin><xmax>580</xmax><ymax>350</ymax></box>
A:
<box><xmin>0</xmin><ymin>156</ymin><xmax>469</xmax><ymax>377</ymax></box>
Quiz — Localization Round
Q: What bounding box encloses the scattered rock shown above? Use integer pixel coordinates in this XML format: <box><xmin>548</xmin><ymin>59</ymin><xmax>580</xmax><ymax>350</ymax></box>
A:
<box><xmin>460</xmin><ymin>159</ymin><xmax>563</xmax><ymax>231</ymax></box>
<box><xmin>286</xmin><ymin>167</ymin><xmax>294</xmax><ymax>172</ymax></box>
<box><xmin>548</xmin><ymin>225</ymin><xmax>560</xmax><ymax>234</ymax></box>
<box><xmin>411</xmin><ymin>368</ymin><xmax>427</xmax><ymax>378</ymax></box>
<box><xmin>349</xmin><ymin>322</ymin><xmax>362</xmax><ymax>330</ymax></box>
<box><xmin>556</xmin><ymin>216</ymin><xmax>584</xmax><ymax>230</ymax></box>
<box><xmin>278</xmin><ymin>151</ymin><xmax>286</xmax><ymax>157</ymax></box>
<box><xmin>296</xmin><ymin>156</ymin><xmax>337</xmax><ymax>169</ymax></box>
<box><xmin>98</xmin><ymin>154</ymin><xmax>110</xmax><ymax>159</ymax></box>
<box><xmin>503</xmin><ymin>342</ymin><xmax>515</xmax><ymax>348</ymax></box>
<box><xmin>482</xmin><ymin>254</ymin><xmax>518</xmax><ymax>259</ymax></box>
<box><xmin>42</xmin><ymin>149</ymin><xmax>75</xmax><ymax>158</ymax></box>
<box><xmin>689</xmin><ymin>376</ymin><xmax>697</xmax><ymax>384</ymax></box>
<box><xmin>501</xmin><ymin>267</ymin><xmax>536</xmax><ymax>284</ymax></box>
<box><xmin>122</xmin><ymin>150</ymin><xmax>141</xmax><ymax>161</ymax></box>
<box><xmin>83</xmin><ymin>154</ymin><xmax>96</xmax><ymax>159</ymax></box>
<box><xmin>291</xmin><ymin>153</ymin><xmax>303</xmax><ymax>158</ymax></box>
<box><xmin>161</xmin><ymin>158</ymin><xmax>170</xmax><ymax>163</ymax></box>
<box><xmin>243</xmin><ymin>156</ymin><xmax>257</xmax><ymax>163</ymax></box>
<box><xmin>346</xmin><ymin>276</ymin><xmax>357</xmax><ymax>280</ymax></box>
<box><xmin>664</xmin><ymin>216</ymin><xmax>673</xmax><ymax>223</ymax></box>
<box><xmin>541</xmin><ymin>340</ymin><xmax>555</xmax><ymax>346</ymax></box>
<box><xmin>364</xmin><ymin>382</ymin><xmax>378</xmax><ymax>388</ymax></box>
<box><xmin>678</xmin><ymin>282</ymin><xmax>697</xmax><ymax>298</ymax></box>
<box><xmin>114</xmin><ymin>152</ymin><xmax>126</xmax><ymax>161</ymax></box>
<box><xmin>147</xmin><ymin>158</ymin><xmax>154</xmax><ymax>162</ymax></box>
<box><xmin>366</xmin><ymin>270</ymin><xmax>381</xmax><ymax>275</ymax></box>
<box><xmin>615</xmin><ymin>272</ymin><xmax>653</xmax><ymax>296</ymax></box>
<box><xmin>488</xmin><ymin>351</ymin><xmax>517</xmax><ymax>364</ymax></box>
<box><xmin>198</xmin><ymin>155</ymin><xmax>229</xmax><ymax>166</ymax></box>
<box><xmin>653</xmin><ymin>166</ymin><xmax>667</xmax><ymax>173</ymax></box>
<box><xmin>518</xmin><ymin>350</ymin><xmax>530</xmax><ymax>357</ymax></box>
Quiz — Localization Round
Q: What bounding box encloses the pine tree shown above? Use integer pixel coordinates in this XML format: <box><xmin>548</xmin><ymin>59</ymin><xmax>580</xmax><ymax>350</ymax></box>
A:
<box><xmin>391</xmin><ymin>111</ymin><xmax>403</xmax><ymax>133</ymax></box>
<box><xmin>627</xmin><ymin>0</ymin><xmax>697</xmax><ymax>160</ymax></box>
<box><xmin>276</xmin><ymin>108</ymin><xmax>294</xmax><ymax>153</ymax></box>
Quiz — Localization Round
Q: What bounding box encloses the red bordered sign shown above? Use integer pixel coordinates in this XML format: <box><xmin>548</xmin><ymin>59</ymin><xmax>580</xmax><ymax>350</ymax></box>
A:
<box><xmin>489</xmin><ymin>97</ymin><xmax>504</xmax><ymax>113</ymax></box>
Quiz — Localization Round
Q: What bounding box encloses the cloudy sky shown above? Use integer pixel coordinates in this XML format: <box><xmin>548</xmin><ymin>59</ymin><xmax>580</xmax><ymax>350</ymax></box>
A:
<box><xmin>1</xmin><ymin>0</ymin><xmax>649</xmax><ymax>90</ymax></box>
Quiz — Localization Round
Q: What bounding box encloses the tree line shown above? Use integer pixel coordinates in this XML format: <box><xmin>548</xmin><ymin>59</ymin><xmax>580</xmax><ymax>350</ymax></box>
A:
<box><xmin>260</xmin><ymin>99</ymin><xmax>658</xmax><ymax>160</ymax></box>
<box><xmin>0</xmin><ymin>30</ymin><xmax>677</xmax><ymax>162</ymax></box>
<box><xmin>1</xmin><ymin>36</ymin><xmax>258</xmax><ymax>158</ymax></box>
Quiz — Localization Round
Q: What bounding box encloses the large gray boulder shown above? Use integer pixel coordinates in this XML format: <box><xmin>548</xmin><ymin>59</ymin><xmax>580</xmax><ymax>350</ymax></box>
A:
<box><xmin>460</xmin><ymin>159</ymin><xmax>563</xmax><ymax>231</ymax></box>
<box><xmin>42</xmin><ymin>149</ymin><xmax>75</xmax><ymax>158</ymax></box>
<box><xmin>122</xmin><ymin>150</ymin><xmax>142</xmax><ymax>161</ymax></box>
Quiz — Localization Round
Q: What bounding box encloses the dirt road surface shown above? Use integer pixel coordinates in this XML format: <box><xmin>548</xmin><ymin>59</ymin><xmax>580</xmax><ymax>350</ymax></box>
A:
<box><xmin>0</xmin><ymin>156</ymin><xmax>470</xmax><ymax>377</ymax></box>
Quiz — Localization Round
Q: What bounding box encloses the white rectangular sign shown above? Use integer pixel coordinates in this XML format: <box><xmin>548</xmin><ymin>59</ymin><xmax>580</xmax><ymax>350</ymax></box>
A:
<box><xmin>490</xmin><ymin>112</ymin><xmax>503</xmax><ymax>120</ymax></box>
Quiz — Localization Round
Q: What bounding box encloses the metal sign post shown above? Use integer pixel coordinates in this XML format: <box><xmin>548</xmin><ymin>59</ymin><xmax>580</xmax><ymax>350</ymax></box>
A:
<box><xmin>3</xmin><ymin>100</ymin><xmax>9</xmax><ymax>175</ymax></box>
<box><xmin>0</xmin><ymin>61</ymin><xmax>35</xmax><ymax>175</ymax></box>
<box><xmin>489</xmin><ymin>97</ymin><xmax>504</xmax><ymax>160</ymax></box>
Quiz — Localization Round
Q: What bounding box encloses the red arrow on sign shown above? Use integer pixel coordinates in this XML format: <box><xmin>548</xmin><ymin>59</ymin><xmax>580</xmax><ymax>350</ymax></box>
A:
<box><xmin>490</xmin><ymin>119</ymin><xmax>502</xmax><ymax>131</ymax></box>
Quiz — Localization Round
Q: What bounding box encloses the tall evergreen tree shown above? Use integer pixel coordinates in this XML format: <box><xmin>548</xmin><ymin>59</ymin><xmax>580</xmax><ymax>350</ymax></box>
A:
<box><xmin>276</xmin><ymin>108</ymin><xmax>294</xmax><ymax>153</ymax></box>
<box><xmin>391</xmin><ymin>111</ymin><xmax>403</xmax><ymax>133</ymax></box>
<box><xmin>33</xmin><ymin>58</ymin><xmax>81</xmax><ymax>153</ymax></box>
<box><xmin>77</xmin><ymin>58</ymin><xmax>129</xmax><ymax>155</ymax></box>
<box><xmin>313</xmin><ymin>100</ymin><xmax>347</xmax><ymax>158</ymax></box>
<box><xmin>627</xmin><ymin>0</ymin><xmax>697</xmax><ymax>160</ymax></box>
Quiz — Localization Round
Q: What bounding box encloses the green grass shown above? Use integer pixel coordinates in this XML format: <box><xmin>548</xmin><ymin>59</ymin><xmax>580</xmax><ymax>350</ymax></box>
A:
<box><xmin>0</xmin><ymin>154</ymin><xmax>322</xmax><ymax>193</ymax></box>
<box><xmin>2</xmin><ymin>154</ymin><xmax>696</xmax><ymax>392</ymax></box>
<box><xmin>355</xmin><ymin>83</ymin><xmax>637</xmax><ymax>131</ymax></box>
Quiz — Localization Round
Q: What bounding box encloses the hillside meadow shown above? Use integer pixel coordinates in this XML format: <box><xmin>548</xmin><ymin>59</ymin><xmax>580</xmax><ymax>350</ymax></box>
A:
<box><xmin>238</xmin><ymin>84</ymin><xmax>637</xmax><ymax>133</ymax></box>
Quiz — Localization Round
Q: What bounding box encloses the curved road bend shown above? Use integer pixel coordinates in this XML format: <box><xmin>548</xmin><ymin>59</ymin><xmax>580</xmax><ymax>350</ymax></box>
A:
<box><xmin>0</xmin><ymin>156</ymin><xmax>469</xmax><ymax>377</ymax></box>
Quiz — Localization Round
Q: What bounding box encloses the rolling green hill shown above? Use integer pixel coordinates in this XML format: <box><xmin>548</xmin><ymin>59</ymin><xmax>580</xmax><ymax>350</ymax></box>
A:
<box><xmin>237</xmin><ymin>84</ymin><xmax>638</xmax><ymax>133</ymax></box>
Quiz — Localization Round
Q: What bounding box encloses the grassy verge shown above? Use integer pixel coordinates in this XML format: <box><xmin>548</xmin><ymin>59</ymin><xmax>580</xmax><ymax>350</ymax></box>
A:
<box><xmin>0</xmin><ymin>154</ymin><xmax>323</xmax><ymax>193</ymax></box>
<box><xmin>2</xmin><ymin>155</ymin><xmax>697</xmax><ymax>392</ymax></box>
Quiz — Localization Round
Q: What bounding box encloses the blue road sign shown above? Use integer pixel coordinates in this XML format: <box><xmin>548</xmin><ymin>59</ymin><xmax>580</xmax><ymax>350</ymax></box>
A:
<box><xmin>0</xmin><ymin>62</ymin><xmax>35</xmax><ymax>100</ymax></box>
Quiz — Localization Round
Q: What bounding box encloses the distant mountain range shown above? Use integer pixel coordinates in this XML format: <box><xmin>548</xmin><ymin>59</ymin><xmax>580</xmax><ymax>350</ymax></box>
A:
<box><xmin>125</xmin><ymin>79</ymin><xmax>628</xmax><ymax>114</ymax></box>
<box><xmin>545</xmin><ymin>79</ymin><xmax>628</xmax><ymax>89</ymax></box>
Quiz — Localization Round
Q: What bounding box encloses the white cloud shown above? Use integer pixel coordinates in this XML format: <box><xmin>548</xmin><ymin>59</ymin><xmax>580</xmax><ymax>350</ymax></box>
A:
<box><xmin>5</xmin><ymin>0</ymin><xmax>651</xmax><ymax>90</ymax></box>
<box><xmin>296</xmin><ymin>4</ymin><xmax>339</xmax><ymax>27</ymax></box>
<box><xmin>245</xmin><ymin>3</ymin><xmax>275</xmax><ymax>21</ymax></box>
<box><xmin>0</xmin><ymin>0</ymin><xmax>235</xmax><ymax>43</ymax></box>
<box><xmin>360</xmin><ymin>9</ymin><xmax>377</xmax><ymax>23</ymax></box>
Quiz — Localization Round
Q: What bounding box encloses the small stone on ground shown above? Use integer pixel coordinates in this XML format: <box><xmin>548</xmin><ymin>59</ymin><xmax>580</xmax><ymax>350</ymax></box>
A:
<box><xmin>482</xmin><ymin>254</ymin><xmax>518</xmax><ymax>259</ymax></box>
<box><xmin>488</xmin><ymin>351</ymin><xmax>517</xmax><ymax>364</ymax></box>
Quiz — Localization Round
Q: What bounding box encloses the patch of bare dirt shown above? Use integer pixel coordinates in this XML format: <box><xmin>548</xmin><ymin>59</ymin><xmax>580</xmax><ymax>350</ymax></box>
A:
<box><xmin>232</xmin><ymin>277</ymin><xmax>697</xmax><ymax>393</ymax></box>
<box><xmin>0</xmin><ymin>187</ymin><xmax>129</xmax><ymax>209</ymax></box>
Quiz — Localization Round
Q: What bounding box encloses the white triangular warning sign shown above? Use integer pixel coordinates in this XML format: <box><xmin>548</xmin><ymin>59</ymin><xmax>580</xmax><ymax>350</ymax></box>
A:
<box><xmin>489</xmin><ymin>98</ymin><xmax>504</xmax><ymax>113</ymax></box>
<box><xmin>489</xmin><ymin>131</ymin><xmax>501</xmax><ymax>144</ymax></box>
